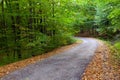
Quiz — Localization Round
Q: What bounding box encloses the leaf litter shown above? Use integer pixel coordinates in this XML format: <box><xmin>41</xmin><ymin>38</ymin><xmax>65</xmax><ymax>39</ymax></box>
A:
<box><xmin>82</xmin><ymin>40</ymin><xmax>120</xmax><ymax>80</ymax></box>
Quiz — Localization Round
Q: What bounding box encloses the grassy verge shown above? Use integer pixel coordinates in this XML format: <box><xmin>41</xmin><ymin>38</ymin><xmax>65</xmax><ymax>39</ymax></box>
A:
<box><xmin>113</xmin><ymin>41</ymin><xmax>120</xmax><ymax>66</ymax></box>
<box><xmin>97</xmin><ymin>37</ymin><xmax>120</xmax><ymax>66</ymax></box>
<box><xmin>108</xmin><ymin>41</ymin><xmax>120</xmax><ymax>66</ymax></box>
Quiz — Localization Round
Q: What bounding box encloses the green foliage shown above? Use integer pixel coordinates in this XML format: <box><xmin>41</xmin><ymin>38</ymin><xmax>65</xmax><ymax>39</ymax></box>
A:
<box><xmin>0</xmin><ymin>0</ymin><xmax>78</xmax><ymax>66</ymax></box>
<box><xmin>113</xmin><ymin>42</ymin><xmax>120</xmax><ymax>65</ymax></box>
<box><xmin>91</xmin><ymin>0</ymin><xmax>120</xmax><ymax>38</ymax></box>
<box><xmin>114</xmin><ymin>42</ymin><xmax>120</xmax><ymax>50</ymax></box>
<box><xmin>0</xmin><ymin>0</ymin><xmax>120</xmax><ymax>66</ymax></box>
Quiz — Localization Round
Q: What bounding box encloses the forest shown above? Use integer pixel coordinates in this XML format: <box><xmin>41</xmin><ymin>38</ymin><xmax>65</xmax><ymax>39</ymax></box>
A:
<box><xmin>0</xmin><ymin>0</ymin><xmax>120</xmax><ymax>66</ymax></box>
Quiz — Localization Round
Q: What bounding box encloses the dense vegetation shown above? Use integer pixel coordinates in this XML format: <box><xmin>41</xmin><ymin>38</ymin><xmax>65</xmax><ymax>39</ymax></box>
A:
<box><xmin>0</xmin><ymin>0</ymin><xmax>120</xmax><ymax>66</ymax></box>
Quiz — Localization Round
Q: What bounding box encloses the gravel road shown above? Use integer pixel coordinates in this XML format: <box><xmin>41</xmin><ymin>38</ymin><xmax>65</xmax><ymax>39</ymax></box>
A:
<box><xmin>0</xmin><ymin>38</ymin><xmax>98</xmax><ymax>80</ymax></box>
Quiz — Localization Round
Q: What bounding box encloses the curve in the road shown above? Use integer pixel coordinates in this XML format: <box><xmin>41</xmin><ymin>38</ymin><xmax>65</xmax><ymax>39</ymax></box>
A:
<box><xmin>0</xmin><ymin>38</ymin><xmax>99</xmax><ymax>80</ymax></box>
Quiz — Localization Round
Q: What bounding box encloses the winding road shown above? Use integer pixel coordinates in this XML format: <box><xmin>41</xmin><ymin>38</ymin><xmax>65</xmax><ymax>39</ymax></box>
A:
<box><xmin>1</xmin><ymin>38</ymin><xmax>99</xmax><ymax>80</ymax></box>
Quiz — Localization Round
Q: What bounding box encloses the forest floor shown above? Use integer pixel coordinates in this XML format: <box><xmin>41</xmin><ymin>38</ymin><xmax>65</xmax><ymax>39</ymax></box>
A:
<box><xmin>82</xmin><ymin>40</ymin><xmax>120</xmax><ymax>80</ymax></box>
<box><xmin>0</xmin><ymin>38</ymin><xmax>120</xmax><ymax>80</ymax></box>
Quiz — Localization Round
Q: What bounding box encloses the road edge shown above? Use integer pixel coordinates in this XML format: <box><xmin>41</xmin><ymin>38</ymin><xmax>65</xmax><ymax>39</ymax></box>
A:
<box><xmin>81</xmin><ymin>40</ymin><xmax>120</xmax><ymax>80</ymax></box>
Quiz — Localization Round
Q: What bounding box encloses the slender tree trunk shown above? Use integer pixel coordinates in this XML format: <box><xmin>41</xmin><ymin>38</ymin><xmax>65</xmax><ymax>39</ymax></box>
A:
<box><xmin>52</xmin><ymin>0</ymin><xmax>55</xmax><ymax>36</ymax></box>
<box><xmin>28</xmin><ymin>1</ymin><xmax>35</xmax><ymax>56</ymax></box>
<box><xmin>8</xmin><ymin>0</ymin><xmax>22</xmax><ymax>59</ymax></box>
<box><xmin>28</xmin><ymin>0</ymin><xmax>33</xmax><ymax>42</ymax></box>
<box><xmin>16</xmin><ymin>1</ymin><xmax>21</xmax><ymax>58</ymax></box>
<box><xmin>1</xmin><ymin>0</ymin><xmax>9</xmax><ymax>56</ymax></box>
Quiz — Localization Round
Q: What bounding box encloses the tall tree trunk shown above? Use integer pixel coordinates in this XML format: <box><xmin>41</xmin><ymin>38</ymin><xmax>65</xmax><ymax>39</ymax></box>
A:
<box><xmin>28</xmin><ymin>0</ymin><xmax>35</xmax><ymax>56</ymax></box>
<box><xmin>16</xmin><ymin>0</ymin><xmax>21</xmax><ymax>58</ymax></box>
<box><xmin>28</xmin><ymin>0</ymin><xmax>33</xmax><ymax>42</ymax></box>
<box><xmin>52</xmin><ymin>0</ymin><xmax>55</xmax><ymax>36</ymax></box>
<box><xmin>8</xmin><ymin>0</ymin><xmax>22</xmax><ymax>59</ymax></box>
<box><xmin>1</xmin><ymin>0</ymin><xmax>9</xmax><ymax>56</ymax></box>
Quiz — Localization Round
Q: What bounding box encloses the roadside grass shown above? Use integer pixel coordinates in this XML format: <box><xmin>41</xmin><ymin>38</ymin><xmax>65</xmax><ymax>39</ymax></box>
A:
<box><xmin>104</xmin><ymin>41</ymin><xmax>120</xmax><ymax>67</ymax></box>
<box><xmin>112</xmin><ymin>42</ymin><xmax>120</xmax><ymax>66</ymax></box>
<box><xmin>75</xmin><ymin>38</ymin><xmax>83</xmax><ymax>43</ymax></box>
<box><xmin>97</xmin><ymin>37</ymin><xmax>120</xmax><ymax>66</ymax></box>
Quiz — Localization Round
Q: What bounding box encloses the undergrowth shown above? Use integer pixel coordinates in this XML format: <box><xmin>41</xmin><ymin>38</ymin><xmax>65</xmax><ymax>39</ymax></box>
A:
<box><xmin>106</xmin><ymin>41</ymin><xmax>120</xmax><ymax>66</ymax></box>
<box><xmin>113</xmin><ymin>42</ymin><xmax>120</xmax><ymax>65</ymax></box>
